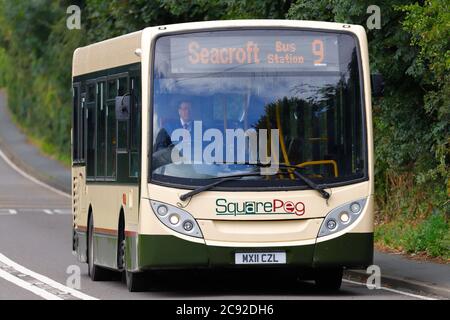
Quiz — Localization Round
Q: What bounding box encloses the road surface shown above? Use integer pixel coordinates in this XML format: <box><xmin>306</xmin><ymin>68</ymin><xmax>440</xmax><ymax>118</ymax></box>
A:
<box><xmin>0</xmin><ymin>150</ymin><xmax>437</xmax><ymax>300</ymax></box>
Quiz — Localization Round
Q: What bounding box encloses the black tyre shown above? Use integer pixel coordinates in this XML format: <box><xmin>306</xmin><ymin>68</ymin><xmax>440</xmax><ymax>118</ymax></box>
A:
<box><xmin>119</xmin><ymin>238</ymin><xmax>147</xmax><ymax>292</ymax></box>
<box><xmin>87</xmin><ymin>216</ymin><xmax>113</xmax><ymax>281</ymax></box>
<box><xmin>126</xmin><ymin>269</ymin><xmax>147</xmax><ymax>292</ymax></box>
<box><xmin>314</xmin><ymin>268</ymin><xmax>343</xmax><ymax>292</ymax></box>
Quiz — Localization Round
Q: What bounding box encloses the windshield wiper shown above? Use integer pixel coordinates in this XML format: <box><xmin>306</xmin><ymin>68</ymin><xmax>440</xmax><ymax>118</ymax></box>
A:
<box><xmin>275</xmin><ymin>164</ymin><xmax>331</xmax><ymax>201</ymax></box>
<box><xmin>179</xmin><ymin>172</ymin><xmax>265</xmax><ymax>201</ymax></box>
<box><xmin>244</xmin><ymin>162</ymin><xmax>331</xmax><ymax>201</ymax></box>
<box><xmin>213</xmin><ymin>162</ymin><xmax>331</xmax><ymax>201</ymax></box>
<box><xmin>178</xmin><ymin>163</ymin><xmax>331</xmax><ymax>202</ymax></box>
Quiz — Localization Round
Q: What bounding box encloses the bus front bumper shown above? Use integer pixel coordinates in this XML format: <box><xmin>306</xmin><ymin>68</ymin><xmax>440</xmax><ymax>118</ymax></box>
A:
<box><xmin>131</xmin><ymin>232</ymin><xmax>373</xmax><ymax>271</ymax></box>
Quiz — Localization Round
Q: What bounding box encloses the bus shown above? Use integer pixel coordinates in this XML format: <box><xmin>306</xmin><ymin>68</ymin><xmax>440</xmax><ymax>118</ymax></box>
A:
<box><xmin>72</xmin><ymin>20</ymin><xmax>377</xmax><ymax>292</ymax></box>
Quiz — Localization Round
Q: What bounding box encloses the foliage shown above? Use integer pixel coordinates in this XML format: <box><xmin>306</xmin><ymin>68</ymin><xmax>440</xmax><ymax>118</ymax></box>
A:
<box><xmin>375</xmin><ymin>210</ymin><xmax>449</xmax><ymax>259</ymax></box>
<box><xmin>288</xmin><ymin>0</ymin><xmax>449</xmax><ymax>257</ymax></box>
<box><xmin>0</xmin><ymin>0</ymin><xmax>84</xmax><ymax>157</ymax></box>
<box><xmin>374</xmin><ymin>170</ymin><xmax>449</xmax><ymax>258</ymax></box>
<box><xmin>83</xmin><ymin>0</ymin><xmax>292</xmax><ymax>41</ymax></box>
<box><xmin>288</xmin><ymin>0</ymin><xmax>448</xmax><ymax>184</ymax></box>
<box><xmin>399</xmin><ymin>0</ymin><xmax>449</xmax><ymax>182</ymax></box>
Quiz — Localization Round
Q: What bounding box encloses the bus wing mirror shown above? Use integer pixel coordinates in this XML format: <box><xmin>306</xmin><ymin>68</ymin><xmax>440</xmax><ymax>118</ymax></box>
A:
<box><xmin>116</xmin><ymin>95</ymin><xmax>130</xmax><ymax>120</ymax></box>
<box><xmin>371</xmin><ymin>73</ymin><xmax>384</xmax><ymax>97</ymax></box>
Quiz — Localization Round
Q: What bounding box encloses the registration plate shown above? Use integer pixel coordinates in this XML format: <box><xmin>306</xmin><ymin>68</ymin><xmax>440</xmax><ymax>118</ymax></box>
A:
<box><xmin>235</xmin><ymin>252</ymin><xmax>286</xmax><ymax>265</ymax></box>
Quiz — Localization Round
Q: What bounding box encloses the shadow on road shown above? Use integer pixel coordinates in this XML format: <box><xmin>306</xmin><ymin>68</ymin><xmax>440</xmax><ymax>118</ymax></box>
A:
<box><xmin>96</xmin><ymin>269</ymin><xmax>356</xmax><ymax>298</ymax></box>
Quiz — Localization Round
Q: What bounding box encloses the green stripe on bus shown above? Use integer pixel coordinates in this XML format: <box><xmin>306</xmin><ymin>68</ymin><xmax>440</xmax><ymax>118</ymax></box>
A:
<box><xmin>135</xmin><ymin>233</ymin><xmax>373</xmax><ymax>270</ymax></box>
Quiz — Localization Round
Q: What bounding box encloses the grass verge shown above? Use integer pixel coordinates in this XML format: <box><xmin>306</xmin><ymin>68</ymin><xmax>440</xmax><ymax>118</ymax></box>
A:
<box><xmin>374</xmin><ymin>171</ymin><xmax>449</xmax><ymax>261</ymax></box>
<box><xmin>375</xmin><ymin>212</ymin><xmax>449</xmax><ymax>261</ymax></box>
<box><xmin>8</xmin><ymin>111</ymin><xmax>71</xmax><ymax>167</ymax></box>
<box><xmin>26</xmin><ymin>135</ymin><xmax>71</xmax><ymax>167</ymax></box>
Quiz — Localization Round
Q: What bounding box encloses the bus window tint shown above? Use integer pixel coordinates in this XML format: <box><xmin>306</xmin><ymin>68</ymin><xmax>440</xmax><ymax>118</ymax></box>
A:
<box><xmin>72</xmin><ymin>85</ymin><xmax>79</xmax><ymax>162</ymax></box>
<box><xmin>96</xmin><ymin>82</ymin><xmax>106</xmax><ymax>178</ymax></box>
<box><xmin>117</xmin><ymin>121</ymin><xmax>128</xmax><ymax>150</ymax></box>
<box><xmin>86</xmin><ymin>84</ymin><xmax>96</xmax><ymax>178</ymax></box>
<box><xmin>108</xmin><ymin>79</ymin><xmax>117</xmax><ymax>100</ymax></box>
<box><xmin>118</xmin><ymin>77</ymin><xmax>128</xmax><ymax>96</ymax></box>
<box><xmin>106</xmin><ymin>100</ymin><xmax>116</xmax><ymax>178</ymax></box>
<box><xmin>130</xmin><ymin>76</ymin><xmax>141</xmax><ymax>177</ymax></box>
<box><xmin>130</xmin><ymin>152</ymin><xmax>139</xmax><ymax>177</ymax></box>
<box><xmin>151</xmin><ymin>30</ymin><xmax>365</xmax><ymax>188</ymax></box>
<box><xmin>130</xmin><ymin>77</ymin><xmax>140</xmax><ymax>150</ymax></box>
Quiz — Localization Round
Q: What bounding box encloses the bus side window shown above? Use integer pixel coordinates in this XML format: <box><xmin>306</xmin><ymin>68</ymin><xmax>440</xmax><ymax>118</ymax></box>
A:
<box><xmin>106</xmin><ymin>79</ymin><xmax>117</xmax><ymax>178</ymax></box>
<box><xmin>80</xmin><ymin>92</ymin><xmax>86</xmax><ymax>162</ymax></box>
<box><xmin>72</xmin><ymin>84</ymin><xmax>80</xmax><ymax>163</ymax></box>
<box><xmin>129</xmin><ymin>76</ymin><xmax>141</xmax><ymax>178</ymax></box>
<box><xmin>117</xmin><ymin>120</ymin><xmax>128</xmax><ymax>150</ymax></box>
<box><xmin>117</xmin><ymin>76</ymin><xmax>129</xmax><ymax>152</ymax></box>
<box><xmin>72</xmin><ymin>83</ymin><xmax>85</xmax><ymax>164</ymax></box>
<box><xmin>86</xmin><ymin>83</ymin><xmax>96</xmax><ymax>179</ymax></box>
<box><xmin>96</xmin><ymin>81</ymin><xmax>106</xmax><ymax>179</ymax></box>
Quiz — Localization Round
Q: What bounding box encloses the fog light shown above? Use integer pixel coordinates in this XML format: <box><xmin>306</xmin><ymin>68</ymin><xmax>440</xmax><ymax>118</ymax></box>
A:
<box><xmin>169</xmin><ymin>214</ymin><xmax>180</xmax><ymax>225</ymax></box>
<box><xmin>350</xmin><ymin>202</ymin><xmax>361</xmax><ymax>213</ymax></box>
<box><xmin>157</xmin><ymin>205</ymin><xmax>168</xmax><ymax>216</ymax></box>
<box><xmin>326</xmin><ymin>219</ymin><xmax>337</xmax><ymax>230</ymax></box>
<box><xmin>340</xmin><ymin>211</ymin><xmax>350</xmax><ymax>223</ymax></box>
<box><xmin>183</xmin><ymin>220</ymin><xmax>194</xmax><ymax>232</ymax></box>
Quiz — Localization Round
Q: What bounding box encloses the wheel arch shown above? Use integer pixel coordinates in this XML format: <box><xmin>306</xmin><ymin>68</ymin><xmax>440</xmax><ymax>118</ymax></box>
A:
<box><xmin>87</xmin><ymin>204</ymin><xmax>93</xmax><ymax>228</ymax></box>
<box><xmin>87</xmin><ymin>204</ymin><xmax>93</xmax><ymax>261</ymax></box>
<box><xmin>117</xmin><ymin>207</ymin><xmax>126</xmax><ymax>270</ymax></box>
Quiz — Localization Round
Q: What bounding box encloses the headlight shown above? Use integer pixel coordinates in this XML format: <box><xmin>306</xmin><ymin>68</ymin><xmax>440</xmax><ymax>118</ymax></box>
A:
<box><xmin>339</xmin><ymin>211</ymin><xmax>350</xmax><ymax>223</ymax></box>
<box><xmin>182</xmin><ymin>220</ymin><xmax>194</xmax><ymax>231</ymax></box>
<box><xmin>150</xmin><ymin>200</ymin><xmax>203</xmax><ymax>238</ymax></box>
<box><xmin>350</xmin><ymin>202</ymin><xmax>361</xmax><ymax>214</ymax></box>
<box><xmin>318</xmin><ymin>198</ymin><xmax>367</xmax><ymax>237</ymax></box>
<box><xmin>169</xmin><ymin>214</ymin><xmax>180</xmax><ymax>225</ymax></box>
<box><xmin>326</xmin><ymin>219</ymin><xmax>338</xmax><ymax>230</ymax></box>
<box><xmin>156</xmin><ymin>204</ymin><xmax>168</xmax><ymax>216</ymax></box>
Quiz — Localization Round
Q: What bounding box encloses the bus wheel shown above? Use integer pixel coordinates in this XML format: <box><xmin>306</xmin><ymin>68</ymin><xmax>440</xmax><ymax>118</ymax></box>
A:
<box><xmin>119</xmin><ymin>239</ymin><xmax>146</xmax><ymax>292</ymax></box>
<box><xmin>88</xmin><ymin>216</ymin><xmax>112</xmax><ymax>281</ymax></box>
<box><xmin>314</xmin><ymin>268</ymin><xmax>343</xmax><ymax>292</ymax></box>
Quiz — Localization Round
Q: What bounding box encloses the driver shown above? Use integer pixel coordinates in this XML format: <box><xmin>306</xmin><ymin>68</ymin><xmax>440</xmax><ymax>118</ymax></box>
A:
<box><xmin>152</xmin><ymin>100</ymin><xmax>194</xmax><ymax>169</ymax></box>
<box><xmin>165</xmin><ymin>101</ymin><xmax>193</xmax><ymax>135</ymax></box>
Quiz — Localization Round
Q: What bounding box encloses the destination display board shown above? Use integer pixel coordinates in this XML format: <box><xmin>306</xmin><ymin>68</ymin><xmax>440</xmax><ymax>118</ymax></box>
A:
<box><xmin>169</xmin><ymin>35</ymin><xmax>340</xmax><ymax>74</ymax></box>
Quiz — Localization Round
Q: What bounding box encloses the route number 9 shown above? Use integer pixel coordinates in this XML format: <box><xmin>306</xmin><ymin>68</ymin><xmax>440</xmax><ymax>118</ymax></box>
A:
<box><xmin>312</xmin><ymin>40</ymin><xmax>324</xmax><ymax>65</ymax></box>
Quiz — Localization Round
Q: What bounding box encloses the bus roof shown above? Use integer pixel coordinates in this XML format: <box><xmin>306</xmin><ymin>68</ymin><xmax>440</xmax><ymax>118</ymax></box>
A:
<box><xmin>72</xmin><ymin>30</ymin><xmax>142</xmax><ymax>77</ymax></box>
<box><xmin>72</xmin><ymin>19</ymin><xmax>365</xmax><ymax>77</ymax></box>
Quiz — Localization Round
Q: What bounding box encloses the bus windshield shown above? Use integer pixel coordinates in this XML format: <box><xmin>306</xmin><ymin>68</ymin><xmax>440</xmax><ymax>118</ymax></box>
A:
<box><xmin>151</xmin><ymin>29</ymin><xmax>365</xmax><ymax>189</ymax></box>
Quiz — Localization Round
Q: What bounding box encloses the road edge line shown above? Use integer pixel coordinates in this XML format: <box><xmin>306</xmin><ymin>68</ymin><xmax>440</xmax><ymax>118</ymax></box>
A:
<box><xmin>342</xmin><ymin>279</ymin><xmax>436</xmax><ymax>300</ymax></box>
<box><xmin>0</xmin><ymin>268</ymin><xmax>63</xmax><ymax>300</ymax></box>
<box><xmin>344</xmin><ymin>270</ymin><xmax>448</xmax><ymax>299</ymax></box>
<box><xmin>0</xmin><ymin>253</ymin><xmax>98</xmax><ymax>300</ymax></box>
<box><xmin>0</xmin><ymin>148</ymin><xmax>71</xmax><ymax>199</ymax></box>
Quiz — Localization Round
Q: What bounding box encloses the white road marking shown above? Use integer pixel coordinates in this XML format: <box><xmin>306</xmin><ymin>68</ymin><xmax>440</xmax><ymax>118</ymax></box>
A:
<box><xmin>0</xmin><ymin>253</ymin><xmax>98</xmax><ymax>300</ymax></box>
<box><xmin>0</xmin><ymin>208</ymin><xmax>70</xmax><ymax>215</ymax></box>
<box><xmin>0</xmin><ymin>209</ymin><xmax>17</xmax><ymax>215</ymax></box>
<box><xmin>53</xmin><ymin>209</ymin><xmax>71</xmax><ymax>215</ymax></box>
<box><xmin>343</xmin><ymin>279</ymin><xmax>436</xmax><ymax>300</ymax></box>
<box><xmin>0</xmin><ymin>268</ymin><xmax>62</xmax><ymax>300</ymax></box>
<box><xmin>0</xmin><ymin>148</ymin><xmax>71</xmax><ymax>199</ymax></box>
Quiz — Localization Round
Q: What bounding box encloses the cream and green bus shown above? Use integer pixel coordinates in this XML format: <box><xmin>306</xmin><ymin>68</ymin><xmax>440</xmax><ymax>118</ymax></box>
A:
<box><xmin>72</xmin><ymin>20</ymin><xmax>377</xmax><ymax>292</ymax></box>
